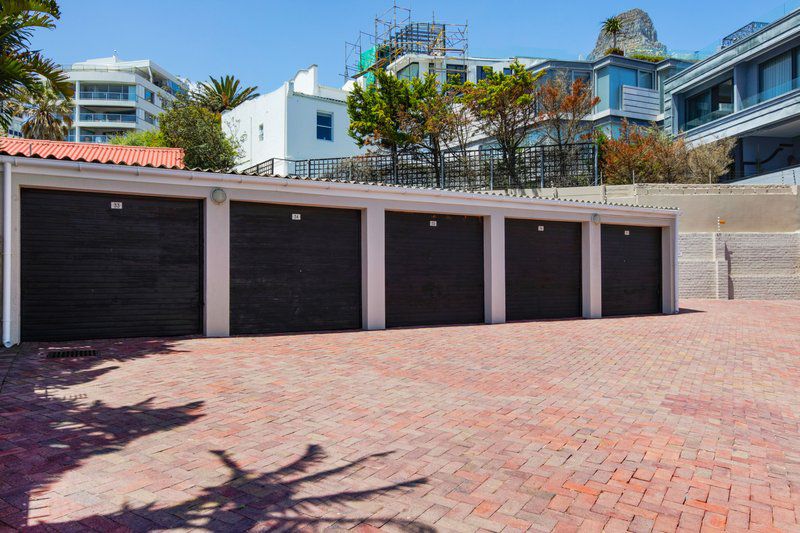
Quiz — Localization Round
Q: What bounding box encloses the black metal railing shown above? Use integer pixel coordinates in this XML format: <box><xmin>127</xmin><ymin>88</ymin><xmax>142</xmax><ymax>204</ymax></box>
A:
<box><xmin>244</xmin><ymin>143</ymin><xmax>598</xmax><ymax>191</ymax></box>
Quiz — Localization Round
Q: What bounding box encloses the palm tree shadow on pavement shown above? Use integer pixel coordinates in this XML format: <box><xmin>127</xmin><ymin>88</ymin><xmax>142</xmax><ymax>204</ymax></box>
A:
<box><xmin>48</xmin><ymin>444</ymin><xmax>433</xmax><ymax>532</ymax></box>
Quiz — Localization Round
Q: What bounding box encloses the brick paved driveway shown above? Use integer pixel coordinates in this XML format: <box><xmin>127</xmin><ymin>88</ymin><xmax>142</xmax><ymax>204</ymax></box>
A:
<box><xmin>1</xmin><ymin>299</ymin><xmax>799</xmax><ymax>532</ymax></box>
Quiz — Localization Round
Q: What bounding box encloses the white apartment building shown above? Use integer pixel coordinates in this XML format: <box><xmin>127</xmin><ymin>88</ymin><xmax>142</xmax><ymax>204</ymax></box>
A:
<box><xmin>224</xmin><ymin>65</ymin><xmax>363</xmax><ymax>173</ymax></box>
<box><xmin>66</xmin><ymin>55</ymin><xmax>187</xmax><ymax>143</ymax></box>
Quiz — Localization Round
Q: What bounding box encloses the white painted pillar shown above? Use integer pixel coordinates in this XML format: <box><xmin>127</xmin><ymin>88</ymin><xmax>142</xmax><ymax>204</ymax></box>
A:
<box><xmin>582</xmin><ymin>220</ymin><xmax>602</xmax><ymax>318</ymax></box>
<box><xmin>2</xmin><ymin>162</ymin><xmax>12</xmax><ymax>347</ymax></box>
<box><xmin>362</xmin><ymin>205</ymin><xmax>385</xmax><ymax>330</ymax></box>
<box><xmin>204</xmin><ymin>192</ymin><xmax>230</xmax><ymax>336</ymax></box>
<box><xmin>662</xmin><ymin>220</ymin><xmax>679</xmax><ymax>314</ymax></box>
<box><xmin>483</xmin><ymin>213</ymin><xmax>506</xmax><ymax>324</ymax></box>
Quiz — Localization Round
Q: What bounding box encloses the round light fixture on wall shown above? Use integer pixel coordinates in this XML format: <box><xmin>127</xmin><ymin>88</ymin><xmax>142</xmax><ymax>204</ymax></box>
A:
<box><xmin>591</xmin><ymin>213</ymin><xmax>601</xmax><ymax>225</ymax></box>
<box><xmin>211</xmin><ymin>188</ymin><xmax>227</xmax><ymax>204</ymax></box>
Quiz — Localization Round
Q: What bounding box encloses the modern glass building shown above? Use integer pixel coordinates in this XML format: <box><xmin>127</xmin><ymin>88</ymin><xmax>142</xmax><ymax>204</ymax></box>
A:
<box><xmin>664</xmin><ymin>7</ymin><xmax>800</xmax><ymax>179</ymax></box>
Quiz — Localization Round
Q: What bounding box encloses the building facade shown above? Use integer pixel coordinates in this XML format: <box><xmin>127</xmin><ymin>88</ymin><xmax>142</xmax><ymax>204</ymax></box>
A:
<box><xmin>664</xmin><ymin>9</ymin><xmax>800</xmax><ymax>179</ymax></box>
<box><xmin>65</xmin><ymin>55</ymin><xmax>186</xmax><ymax>143</ymax></box>
<box><xmin>223</xmin><ymin>65</ymin><xmax>363</xmax><ymax>173</ymax></box>
<box><xmin>530</xmin><ymin>56</ymin><xmax>690</xmax><ymax>135</ymax></box>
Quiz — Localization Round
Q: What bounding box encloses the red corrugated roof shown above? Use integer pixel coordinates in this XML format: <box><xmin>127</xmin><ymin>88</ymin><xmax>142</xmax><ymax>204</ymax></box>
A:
<box><xmin>0</xmin><ymin>137</ymin><xmax>185</xmax><ymax>169</ymax></box>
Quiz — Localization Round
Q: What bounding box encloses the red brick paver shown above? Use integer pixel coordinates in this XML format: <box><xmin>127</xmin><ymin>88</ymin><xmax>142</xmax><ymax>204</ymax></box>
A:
<box><xmin>1</xmin><ymin>299</ymin><xmax>799</xmax><ymax>532</ymax></box>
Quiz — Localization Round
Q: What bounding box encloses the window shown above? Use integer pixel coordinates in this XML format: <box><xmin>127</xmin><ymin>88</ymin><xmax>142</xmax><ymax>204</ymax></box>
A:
<box><xmin>258</xmin><ymin>124</ymin><xmax>264</xmax><ymax>141</ymax></box>
<box><xmin>446</xmin><ymin>64</ymin><xmax>467</xmax><ymax>84</ymax></box>
<box><xmin>476</xmin><ymin>65</ymin><xmax>492</xmax><ymax>81</ymax></box>
<box><xmin>397</xmin><ymin>62</ymin><xmax>419</xmax><ymax>81</ymax></box>
<box><xmin>573</xmin><ymin>70</ymin><xmax>591</xmax><ymax>85</ymax></box>
<box><xmin>503</xmin><ymin>67</ymin><xmax>513</xmax><ymax>75</ymax></box>
<box><xmin>685</xmin><ymin>77</ymin><xmax>733</xmax><ymax>130</ymax></box>
<box><xmin>638</xmin><ymin>71</ymin><xmax>654</xmax><ymax>90</ymax></box>
<box><xmin>759</xmin><ymin>51</ymin><xmax>792</xmax><ymax>101</ymax></box>
<box><xmin>316</xmin><ymin>112</ymin><xmax>333</xmax><ymax>141</ymax></box>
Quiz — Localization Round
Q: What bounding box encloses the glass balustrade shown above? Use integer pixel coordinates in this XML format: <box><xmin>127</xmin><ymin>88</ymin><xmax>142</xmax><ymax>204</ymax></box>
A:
<box><xmin>79</xmin><ymin>91</ymin><xmax>136</xmax><ymax>101</ymax></box>
<box><xmin>79</xmin><ymin>113</ymin><xmax>137</xmax><ymax>123</ymax></box>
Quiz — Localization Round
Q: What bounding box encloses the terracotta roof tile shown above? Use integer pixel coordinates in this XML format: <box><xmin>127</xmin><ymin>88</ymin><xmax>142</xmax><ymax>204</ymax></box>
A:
<box><xmin>0</xmin><ymin>137</ymin><xmax>184</xmax><ymax>169</ymax></box>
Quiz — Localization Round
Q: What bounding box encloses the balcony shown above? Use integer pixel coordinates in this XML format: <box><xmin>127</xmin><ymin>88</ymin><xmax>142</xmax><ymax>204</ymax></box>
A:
<box><xmin>67</xmin><ymin>134</ymin><xmax>113</xmax><ymax>143</ymax></box>
<box><xmin>684</xmin><ymin>107</ymin><xmax>734</xmax><ymax>130</ymax></box>
<box><xmin>621</xmin><ymin>85</ymin><xmax>660</xmax><ymax>121</ymax></box>
<box><xmin>78</xmin><ymin>113</ymin><xmax>137</xmax><ymax>124</ymax></box>
<box><xmin>78</xmin><ymin>91</ymin><xmax>136</xmax><ymax>102</ymax></box>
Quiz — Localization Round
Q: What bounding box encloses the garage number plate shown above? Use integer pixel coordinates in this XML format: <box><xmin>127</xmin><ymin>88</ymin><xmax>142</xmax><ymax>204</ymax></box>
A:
<box><xmin>292</xmin><ymin>213</ymin><xmax>301</xmax><ymax>220</ymax></box>
<box><xmin>538</xmin><ymin>225</ymin><xmax>544</xmax><ymax>231</ymax></box>
<box><xmin>110</xmin><ymin>202</ymin><xmax>123</xmax><ymax>209</ymax></box>
<box><xmin>624</xmin><ymin>230</ymin><xmax>630</xmax><ymax>236</ymax></box>
<box><xmin>429</xmin><ymin>220</ymin><xmax>437</xmax><ymax>227</ymax></box>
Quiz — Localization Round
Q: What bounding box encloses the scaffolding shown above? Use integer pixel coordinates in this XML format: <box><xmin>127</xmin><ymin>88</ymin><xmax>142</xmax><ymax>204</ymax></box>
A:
<box><xmin>344</xmin><ymin>2</ymin><xmax>468</xmax><ymax>84</ymax></box>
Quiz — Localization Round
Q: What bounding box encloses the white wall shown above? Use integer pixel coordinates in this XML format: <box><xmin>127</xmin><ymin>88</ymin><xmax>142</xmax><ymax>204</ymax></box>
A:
<box><xmin>285</xmin><ymin>93</ymin><xmax>361</xmax><ymax>161</ymax></box>
<box><xmin>224</xmin><ymin>65</ymin><xmax>363</xmax><ymax>171</ymax></box>
<box><xmin>224</xmin><ymin>85</ymin><xmax>288</xmax><ymax>170</ymax></box>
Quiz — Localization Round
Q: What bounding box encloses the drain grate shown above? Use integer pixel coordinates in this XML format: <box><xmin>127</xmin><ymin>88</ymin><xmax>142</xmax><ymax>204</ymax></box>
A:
<box><xmin>47</xmin><ymin>349</ymin><xmax>98</xmax><ymax>359</ymax></box>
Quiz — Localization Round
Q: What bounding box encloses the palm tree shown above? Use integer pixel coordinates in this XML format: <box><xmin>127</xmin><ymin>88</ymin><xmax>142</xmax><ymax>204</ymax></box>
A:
<box><xmin>0</xmin><ymin>0</ymin><xmax>73</xmax><ymax>129</ymax></box>
<box><xmin>192</xmin><ymin>75</ymin><xmax>258</xmax><ymax>114</ymax></box>
<box><xmin>12</xmin><ymin>82</ymin><xmax>73</xmax><ymax>140</ymax></box>
<box><xmin>601</xmin><ymin>16</ymin><xmax>624</xmax><ymax>53</ymax></box>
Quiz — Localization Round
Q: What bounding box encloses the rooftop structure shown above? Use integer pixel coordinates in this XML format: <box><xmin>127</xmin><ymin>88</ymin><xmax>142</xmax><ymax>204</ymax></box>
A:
<box><xmin>344</xmin><ymin>2</ymin><xmax>468</xmax><ymax>84</ymax></box>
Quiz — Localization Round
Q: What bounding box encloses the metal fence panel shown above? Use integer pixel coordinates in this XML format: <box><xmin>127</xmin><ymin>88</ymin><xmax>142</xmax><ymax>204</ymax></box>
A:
<box><xmin>244</xmin><ymin>144</ymin><xmax>597</xmax><ymax>191</ymax></box>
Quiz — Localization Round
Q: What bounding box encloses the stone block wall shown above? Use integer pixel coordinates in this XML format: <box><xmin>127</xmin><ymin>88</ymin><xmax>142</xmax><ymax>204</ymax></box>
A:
<box><xmin>679</xmin><ymin>233</ymin><xmax>800</xmax><ymax>299</ymax></box>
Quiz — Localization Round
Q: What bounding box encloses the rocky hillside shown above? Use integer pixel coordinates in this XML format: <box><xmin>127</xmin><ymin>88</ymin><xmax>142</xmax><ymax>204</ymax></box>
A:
<box><xmin>588</xmin><ymin>8</ymin><xmax>668</xmax><ymax>60</ymax></box>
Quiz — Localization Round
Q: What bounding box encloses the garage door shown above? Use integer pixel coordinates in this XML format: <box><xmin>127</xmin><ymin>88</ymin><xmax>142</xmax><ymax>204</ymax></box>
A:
<box><xmin>21</xmin><ymin>189</ymin><xmax>203</xmax><ymax>341</ymax></box>
<box><xmin>601</xmin><ymin>225</ymin><xmax>662</xmax><ymax>316</ymax></box>
<box><xmin>505</xmin><ymin>219</ymin><xmax>582</xmax><ymax>320</ymax></box>
<box><xmin>230</xmin><ymin>202</ymin><xmax>361</xmax><ymax>335</ymax></box>
<box><xmin>385</xmin><ymin>212</ymin><xmax>484</xmax><ymax>327</ymax></box>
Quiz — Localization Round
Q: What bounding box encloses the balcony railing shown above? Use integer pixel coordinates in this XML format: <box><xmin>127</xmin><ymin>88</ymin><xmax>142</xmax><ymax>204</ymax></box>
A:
<box><xmin>67</xmin><ymin>134</ymin><xmax>113</xmax><ymax>143</ymax></box>
<box><xmin>79</xmin><ymin>113</ymin><xmax>137</xmax><ymax>123</ymax></box>
<box><xmin>684</xmin><ymin>106</ymin><xmax>734</xmax><ymax>131</ymax></box>
<box><xmin>78</xmin><ymin>91</ymin><xmax>136</xmax><ymax>101</ymax></box>
<box><xmin>621</xmin><ymin>85</ymin><xmax>660</xmax><ymax>120</ymax></box>
<box><xmin>243</xmin><ymin>144</ymin><xmax>599</xmax><ymax>191</ymax></box>
<box><xmin>742</xmin><ymin>77</ymin><xmax>800</xmax><ymax>109</ymax></box>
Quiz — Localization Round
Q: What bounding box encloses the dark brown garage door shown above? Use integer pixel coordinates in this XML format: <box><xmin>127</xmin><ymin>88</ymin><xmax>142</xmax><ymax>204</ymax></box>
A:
<box><xmin>505</xmin><ymin>219</ymin><xmax>582</xmax><ymax>320</ymax></box>
<box><xmin>601</xmin><ymin>225</ymin><xmax>662</xmax><ymax>316</ymax></box>
<box><xmin>230</xmin><ymin>202</ymin><xmax>361</xmax><ymax>335</ymax></box>
<box><xmin>21</xmin><ymin>189</ymin><xmax>203</xmax><ymax>341</ymax></box>
<box><xmin>385</xmin><ymin>212</ymin><xmax>484</xmax><ymax>327</ymax></box>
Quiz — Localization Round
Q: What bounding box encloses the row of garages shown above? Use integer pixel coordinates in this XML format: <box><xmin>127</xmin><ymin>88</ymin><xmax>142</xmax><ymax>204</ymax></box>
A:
<box><xmin>18</xmin><ymin>182</ymin><xmax>670</xmax><ymax>342</ymax></box>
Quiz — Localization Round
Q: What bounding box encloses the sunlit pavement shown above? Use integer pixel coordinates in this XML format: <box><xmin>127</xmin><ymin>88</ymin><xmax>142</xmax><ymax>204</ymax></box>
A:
<box><xmin>1</xmin><ymin>299</ymin><xmax>799</xmax><ymax>531</ymax></box>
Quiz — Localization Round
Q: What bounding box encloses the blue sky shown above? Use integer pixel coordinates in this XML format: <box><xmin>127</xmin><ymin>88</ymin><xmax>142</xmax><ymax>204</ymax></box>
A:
<box><xmin>33</xmin><ymin>0</ymin><xmax>791</xmax><ymax>92</ymax></box>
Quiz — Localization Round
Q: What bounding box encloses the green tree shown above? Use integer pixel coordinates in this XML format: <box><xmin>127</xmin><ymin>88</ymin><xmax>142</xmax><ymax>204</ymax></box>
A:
<box><xmin>159</xmin><ymin>103</ymin><xmax>239</xmax><ymax>170</ymax></box>
<box><xmin>601</xmin><ymin>16</ymin><xmax>624</xmax><ymax>54</ymax></box>
<box><xmin>460</xmin><ymin>62</ymin><xmax>543</xmax><ymax>188</ymax></box>
<box><xmin>112</xmin><ymin>95</ymin><xmax>240</xmax><ymax>170</ymax></box>
<box><xmin>400</xmin><ymin>73</ymin><xmax>460</xmax><ymax>180</ymax></box>
<box><xmin>192</xmin><ymin>75</ymin><xmax>259</xmax><ymax>114</ymax></box>
<box><xmin>11</xmin><ymin>81</ymin><xmax>72</xmax><ymax>139</ymax></box>
<box><xmin>0</xmin><ymin>0</ymin><xmax>72</xmax><ymax>128</ymax></box>
<box><xmin>109</xmin><ymin>129</ymin><xmax>166</xmax><ymax>147</ymax></box>
<box><xmin>347</xmin><ymin>69</ymin><xmax>415</xmax><ymax>178</ymax></box>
